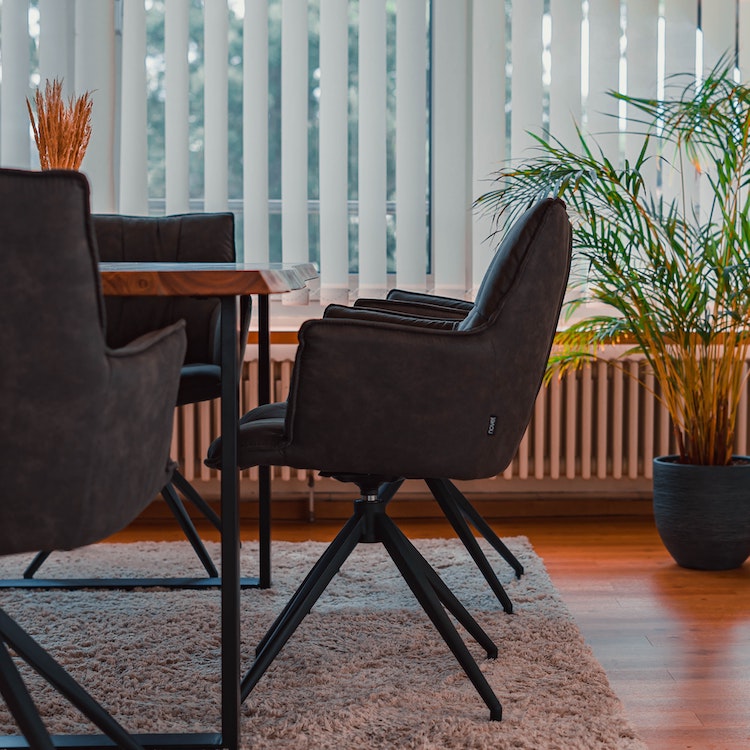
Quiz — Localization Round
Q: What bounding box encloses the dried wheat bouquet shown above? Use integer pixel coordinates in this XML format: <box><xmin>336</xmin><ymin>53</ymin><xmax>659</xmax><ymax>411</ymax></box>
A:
<box><xmin>27</xmin><ymin>78</ymin><xmax>93</xmax><ymax>170</ymax></box>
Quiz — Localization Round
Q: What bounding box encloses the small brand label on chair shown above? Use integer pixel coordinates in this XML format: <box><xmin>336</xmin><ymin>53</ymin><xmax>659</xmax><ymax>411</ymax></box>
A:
<box><xmin>487</xmin><ymin>416</ymin><xmax>497</xmax><ymax>435</ymax></box>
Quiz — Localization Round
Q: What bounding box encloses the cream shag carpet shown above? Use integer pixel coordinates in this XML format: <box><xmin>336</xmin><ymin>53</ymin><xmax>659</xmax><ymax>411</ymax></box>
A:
<box><xmin>0</xmin><ymin>537</ymin><xmax>646</xmax><ymax>749</ymax></box>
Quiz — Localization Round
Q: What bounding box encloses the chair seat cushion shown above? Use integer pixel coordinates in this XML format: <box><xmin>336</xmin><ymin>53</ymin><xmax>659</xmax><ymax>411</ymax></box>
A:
<box><xmin>176</xmin><ymin>364</ymin><xmax>222</xmax><ymax>406</ymax></box>
<box><xmin>206</xmin><ymin>402</ymin><xmax>288</xmax><ymax>470</ymax></box>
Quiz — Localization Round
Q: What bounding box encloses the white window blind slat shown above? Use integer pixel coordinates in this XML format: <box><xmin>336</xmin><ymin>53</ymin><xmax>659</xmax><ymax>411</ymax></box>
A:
<box><xmin>587</xmin><ymin>0</ymin><xmax>621</xmax><ymax>162</ymax></box>
<box><xmin>244</xmin><ymin>0</ymin><xmax>270</xmax><ymax>263</ymax></box>
<box><xmin>626</xmin><ymin>0</ymin><xmax>660</xmax><ymax>101</ymax></box>
<box><xmin>119</xmin><ymin>0</ymin><xmax>148</xmax><ymax>215</ymax></box>
<box><xmin>319</xmin><ymin>0</ymin><xmax>350</xmax><ymax>304</ymax></box>
<box><xmin>432</xmin><ymin>0</ymin><xmax>469</xmax><ymax>298</ymax></box>
<box><xmin>701</xmin><ymin>0</ymin><xmax>736</xmax><ymax>70</ymax></box>
<box><xmin>664</xmin><ymin>0</ymin><xmax>697</xmax><ymax>78</ymax></box>
<box><xmin>281</xmin><ymin>0</ymin><xmax>309</xmax><ymax>267</ymax></box>
<box><xmin>1</xmin><ymin>0</ymin><xmax>31</xmax><ymax>168</ymax></box>
<box><xmin>510</xmin><ymin>0</ymin><xmax>544</xmax><ymax>158</ymax></box>
<box><xmin>204</xmin><ymin>0</ymin><xmax>228</xmax><ymax>211</ymax></box>
<box><xmin>662</xmin><ymin>0</ymin><xmax>698</xmax><ymax>212</ymax></box>
<box><xmin>625</xmin><ymin>0</ymin><xmax>659</xmax><ymax>185</ymax></box>
<box><xmin>165</xmin><ymin>0</ymin><xmax>190</xmax><ymax>214</ymax></box>
<box><xmin>357</xmin><ymin>0</ymin><xmax>388</xmax><ymax>298</ymax></box>
<box><xmin>39</xmin><ymin>0</ymin><xmax>75</xmax><ymax>99</ymax></box>
<box><xmin>741</xmin><ymin>0</ymin><xmax>750</xmax><ymax>80</ymax></box>
<box><xmin>699</xmin><ymin>0</ymin><xmax>735</xmax><ymax>221</ymax></box>
<box><xmin>549</xmin><ymin>0</ymin><xmax>583</xmax><ymax>311</ymax></box>
<box><xmin>549</xmin><ymin>0</ymin><xmax>583</xmax><ymax>151</ymax></box>
<box><xmin>75</xmin><ymin>0</ymin><xmax>116</xmax><ymax>213</ymax></box>
<box><xmin>471</xmin><ymin>0</ymin><xmax>506</xmax><ymax>293</ymax></box>
<box><xmin>395</xmin><ymin>0</ymin><xmax>428</xmax><ymax>290</ymax></box>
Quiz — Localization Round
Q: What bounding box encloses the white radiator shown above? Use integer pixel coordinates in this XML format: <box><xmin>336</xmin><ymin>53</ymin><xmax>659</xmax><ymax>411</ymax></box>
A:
<box><xmin>170</xmin><ymin>355</ymin><xmax>750</xmax><ymax>493</ymax></box>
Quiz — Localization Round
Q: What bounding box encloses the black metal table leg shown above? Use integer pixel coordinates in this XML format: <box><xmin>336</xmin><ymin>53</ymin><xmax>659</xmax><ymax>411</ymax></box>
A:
<box><xmin>219</xmin><ymin>296</ymin><xmax>241</xmax><ymax>750</ymax></box>
<box><xmin>258</xmin><ymin>294</ymin><xmax>272</xmax><ymax>590</ymax></box>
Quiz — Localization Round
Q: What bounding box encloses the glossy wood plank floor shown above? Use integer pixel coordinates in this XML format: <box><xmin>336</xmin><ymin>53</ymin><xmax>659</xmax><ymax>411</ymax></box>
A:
<box><xmin>114</xmin><ymin>513</ymin><xmax>750</xmax><ymax>750</ymax></box>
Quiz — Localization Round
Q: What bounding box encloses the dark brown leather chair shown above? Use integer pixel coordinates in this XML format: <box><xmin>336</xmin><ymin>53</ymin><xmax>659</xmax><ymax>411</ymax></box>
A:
<box><xmin>0</xmin><ymin>168</ymin><xmax>186</xmax><ymax>748</ymax></box>
<box><xmin>206</xmin><ymin>198</ymin><xmax>572</xmax><ymax>720</ymax></box>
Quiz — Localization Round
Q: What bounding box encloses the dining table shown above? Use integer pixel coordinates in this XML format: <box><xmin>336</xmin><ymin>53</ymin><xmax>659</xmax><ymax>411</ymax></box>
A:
<box><xmin>99</xmin><ymin>261</ymin><xmax>318</xmax><ymax>750</ymax></box>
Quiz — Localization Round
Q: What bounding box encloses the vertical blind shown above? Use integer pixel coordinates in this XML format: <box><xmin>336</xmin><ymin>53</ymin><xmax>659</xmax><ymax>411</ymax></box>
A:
<box><xmin>357</xmin><ymin>0</ymin><xmax>387</xmax><ymax>298</ymax></box>
<box><xmin>0</xmin><ymin>0</ymin><xmax>748</xmax><ymax>307</ymax></box>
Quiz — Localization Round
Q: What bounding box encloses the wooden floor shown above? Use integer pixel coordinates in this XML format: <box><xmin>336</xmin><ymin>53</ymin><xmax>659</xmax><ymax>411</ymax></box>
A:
<box><xmin>114</xmin><ymin>513</ymin><xmax>750</xmax><ymax>750</ymax></box>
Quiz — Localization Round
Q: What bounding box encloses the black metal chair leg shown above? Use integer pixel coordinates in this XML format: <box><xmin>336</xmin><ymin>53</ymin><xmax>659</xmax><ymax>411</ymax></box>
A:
<box><xmin>255</xmin><ymin>513</ymin><xmax>363</xmax><ymax>657</ymax></box>
<box><xmin>161</xmin><ymin>484</ymin><xmax>219</xmax><ymax>578</ymax></box>
<box><xmin>427</xmin><ymin>478</ymin><xmax>515</xmax><ymax>613</ymax></box>
<box><xmin>0</xmin><ymin>641</ymin><xmax>56</xmax><ymax>750</ymax></box>
<box><xmin>24</xmin><ymin>480</ymin><xmax>222</xmax><ymax>583</ymax></box>
<box><xmin>0</xmin><ymin>610</ymin><xmax>145</xmax><ymax>750</ymax></box>
<box><xmin>444</xmin><ymin>480</ymin><xmax>524</xmax><ymax>578</ymax></box>
<box><xmin>376</xmin><ymin>516</ymin><xmax>502</xmax><ymax>721</ymax></box>
<box><xmin>384</xmin><ymin>519</ymin><xmax>498</xmax><ymax>657</ymax></box>
<box><xmin>378</xmin><ymin>479</ymin><xmax>404</xmax><ymax>504</ymax></box>
<box><xmin>171</xmin><ymin>469</ymin><xmax>222</xmax><ymax>531</ymax></box>
<box><xmin>242</xmin><ymin>515</ymin><xmax>366</xmax><ymax>701</ymax></box>
<box><xmin>22</xmin><ymin>551</ymin><xmax>51</xmax><ymax>580</ymax></box>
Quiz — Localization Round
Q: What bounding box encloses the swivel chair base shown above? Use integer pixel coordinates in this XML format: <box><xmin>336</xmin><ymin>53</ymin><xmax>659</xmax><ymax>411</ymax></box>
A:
<box><xmin>241</xmin><ymin>479</ymin><xmax>503</xmax><ymax>721</ymax></box>
<box><xmin>378</xmin><ymin>478</ymin><xmax>523</xmax><ymax>612</ymax></box>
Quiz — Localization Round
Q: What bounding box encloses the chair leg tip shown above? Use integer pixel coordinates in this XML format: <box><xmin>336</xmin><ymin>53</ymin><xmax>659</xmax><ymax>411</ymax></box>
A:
<box><xmin>489</xmin><ymin>706</ymin><xmax>503</xmax><ymax>721</ymax></box>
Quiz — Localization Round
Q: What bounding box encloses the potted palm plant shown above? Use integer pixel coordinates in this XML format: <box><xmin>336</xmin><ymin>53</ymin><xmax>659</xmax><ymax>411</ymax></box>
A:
<box><xmin>475</xmin><ymin>61</ymin><xmax>750</xmax><ymax>569</ymax></box>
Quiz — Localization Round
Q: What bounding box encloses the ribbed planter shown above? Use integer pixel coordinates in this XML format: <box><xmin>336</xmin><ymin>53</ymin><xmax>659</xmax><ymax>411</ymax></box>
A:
<box><xmin>653</xmin><ymin>456</ymin><xmax>750</xmax><ymax>570</ymax></box>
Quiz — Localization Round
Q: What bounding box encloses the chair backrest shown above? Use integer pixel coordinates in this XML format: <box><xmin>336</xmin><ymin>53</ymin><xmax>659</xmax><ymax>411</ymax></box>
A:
<box><xmin>93</xmin><ymin>213</ymin><xmax>237</xmax><ymax>366</ymax></box>
<box><xmin>1</xmin><ymin>170</ymin><xmax>108</xmax><ymax>544</ymax></box>
<box><xmin>455</xmin><ymin>197</ymin><xmax>572</xmax><ymax>476</ymax></box>
<box><xmin>0</xmin><ymin>168</ymin><xmax>185</xmax><ymax>555</ymax></box>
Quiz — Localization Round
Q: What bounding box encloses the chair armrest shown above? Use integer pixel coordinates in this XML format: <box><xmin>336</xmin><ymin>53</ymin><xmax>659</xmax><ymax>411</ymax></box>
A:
<box><xmin>352</xmin><ymin>297</ymin><xmax>469</xmax><ymax>321</ymax></box>
<box><xmin>285</xmin><ymin>316</ymin><xmax>511</xmax><ymax>479</ymax></box>
<box><xmin>82</xmin><ymin>320</ymin><xmax>187</xmax><ymax>544</ymax></box>
<box><xmin>385</xmin><ymin>288</ymin><xmax>474</xmax><ymax>312</ymax></box>
<box><xmin>106</xmin><ymin>320</ymin><xmax>186</xmax><ymax>360</ymax></box>
<box><xmin>324</xmin><ymin>304</ymin><xmax>457</xmax><ymax>329</ymax></box>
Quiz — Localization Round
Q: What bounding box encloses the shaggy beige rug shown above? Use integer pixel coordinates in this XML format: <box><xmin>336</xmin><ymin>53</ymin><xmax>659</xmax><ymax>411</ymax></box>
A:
<box><xmin>0</xmin><ymin>537</ymin><xmax>646</xmax><ymax>749</ymax></box>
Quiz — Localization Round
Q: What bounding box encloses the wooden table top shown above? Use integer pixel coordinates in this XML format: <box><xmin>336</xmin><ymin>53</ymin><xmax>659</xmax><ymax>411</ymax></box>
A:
<box><xmin>99</xmin><ymin>261</ymin><xmax>318</xmax><ymax>297</ymax></box>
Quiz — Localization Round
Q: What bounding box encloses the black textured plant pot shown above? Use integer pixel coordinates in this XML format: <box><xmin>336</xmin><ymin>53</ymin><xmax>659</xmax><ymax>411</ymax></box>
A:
<box><xmin>653</xmin><ymin>456</ymin><xmax>750</xmax><ymax>570</ymax></box>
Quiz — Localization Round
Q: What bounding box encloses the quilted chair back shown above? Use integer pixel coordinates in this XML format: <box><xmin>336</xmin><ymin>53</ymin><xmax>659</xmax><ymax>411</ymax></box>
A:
<box><xmin>93</xmin><ymin>213</ymin><xmax>235</xmax><ymax>368</ymax></box>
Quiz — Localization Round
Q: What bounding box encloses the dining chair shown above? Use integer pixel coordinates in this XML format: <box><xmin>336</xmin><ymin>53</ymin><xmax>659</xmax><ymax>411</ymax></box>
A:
<box><xmin>0</xmin><ymin>167</ymin><xmax>186</xmax><ymax>748</ymax></box>
<box><xmin>22</xmin><ymin>212</ymin><xmax>251</xmax><ymax>581</ymax></box>
<box><xmin>205</xmin><ymin>197</ymin><xmax>572</xmax><ymax>720</ymax></box>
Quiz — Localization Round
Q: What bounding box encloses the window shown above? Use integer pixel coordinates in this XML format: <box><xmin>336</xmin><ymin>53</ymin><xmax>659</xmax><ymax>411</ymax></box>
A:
<box><xmin>1</xmin><ymin>0</ymin><xmax>746</xmax><ymax>309</ymax></box>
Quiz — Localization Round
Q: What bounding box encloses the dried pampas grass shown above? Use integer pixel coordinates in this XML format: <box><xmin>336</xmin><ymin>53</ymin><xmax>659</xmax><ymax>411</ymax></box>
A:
<box><xmin>27</xmin><ymin>78</ymin><xmax>93</xmax><ymax>170</ymax></box>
